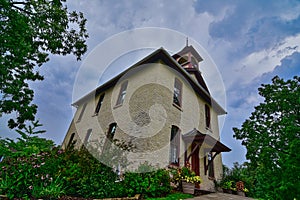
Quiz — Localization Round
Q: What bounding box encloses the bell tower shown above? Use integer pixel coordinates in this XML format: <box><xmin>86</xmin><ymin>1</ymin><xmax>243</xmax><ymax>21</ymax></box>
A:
<box><xmin>172</xmin><ymin>40</ymin><xmax>209</xmax><ymax>94</ymax></box>
<box><xmin>173</xmin><ymin>38</ymin><xmax>203</xmax><ymax>70</ymax></box>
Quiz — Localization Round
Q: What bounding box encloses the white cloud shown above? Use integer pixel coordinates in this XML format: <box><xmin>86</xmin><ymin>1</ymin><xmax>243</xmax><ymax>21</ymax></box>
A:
<box><xmin>236</xmin><ymin>34</ymin><xmax>300</xmax><ymax>84</ymax></box>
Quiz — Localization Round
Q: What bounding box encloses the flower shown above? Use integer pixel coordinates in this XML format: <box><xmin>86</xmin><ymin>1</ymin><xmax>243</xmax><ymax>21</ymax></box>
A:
<box><xmin>172</xmin><ymin>166</ymin><xmax>202</xmax><ymax>184</ymax></box>
<box><xmin>185</xmin><ymin>175</ymin><xmax>202</xmax><ymax>184</ymax></box>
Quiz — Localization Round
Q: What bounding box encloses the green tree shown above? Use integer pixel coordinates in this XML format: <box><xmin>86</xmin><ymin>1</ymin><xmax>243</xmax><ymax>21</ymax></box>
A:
<box><xmin>233</xmin><ymin>76</ymin><xmax>300</xmax><ymax>199</ymax></box>
<box><xmin>0</xmin><ymin>0</ymin><xmax>88</xmax><ymax>129</ymax></box>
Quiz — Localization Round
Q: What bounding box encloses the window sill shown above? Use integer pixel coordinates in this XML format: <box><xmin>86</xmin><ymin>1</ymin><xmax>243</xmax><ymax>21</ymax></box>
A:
<box><xmin>113</xmin><ymin>104</ymin><xmax>123</xmax><ymax>109</ymax></box>
<box><xmin>168</xmin><ymin>163</ymin><xmax>180</xmax><ymax>169</ymax></box>
<box><xmin>172</xmin><ymin>103</ymin><xmax>183</xmax><ymax>111</ymax></box>
<box><xmin>205</xmin><ymin>127</ymin><xmax>212</xmax><ymax>133</ymax></box>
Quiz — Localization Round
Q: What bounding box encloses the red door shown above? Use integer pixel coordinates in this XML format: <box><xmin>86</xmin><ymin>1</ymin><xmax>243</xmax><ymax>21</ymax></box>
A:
<box><xmin>191</xmin><ymin>142</ymin><xmax>200</xmax><ymax>176</ymax></box>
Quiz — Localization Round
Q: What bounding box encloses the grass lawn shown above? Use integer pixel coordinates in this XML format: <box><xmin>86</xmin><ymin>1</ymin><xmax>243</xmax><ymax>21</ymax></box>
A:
<box><xmin>146</xmin><ymin>192</ymin><xmax>193</xmax><ymax>200</ymax></box>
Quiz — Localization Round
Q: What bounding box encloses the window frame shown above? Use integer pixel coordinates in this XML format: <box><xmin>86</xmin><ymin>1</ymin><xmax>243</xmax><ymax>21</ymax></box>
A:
<box><xmin>83</xmin><ymin>129</ymin><xmax>92</xmax><ymax>146</ymax></box>
<box><xmin>173</xmin><ymin>78</ymin><xmax>183</xmax><ymax>108</ymax></box>
<box><xmin>205</xmin><ymin>104</ymin><xmax>211</xmax><ymax>129</ymax></box>
<box><xmin>107</xmin><ymin>123</ymin><xmax>117</xmax><ymax>141</ymax></box>
<box><xmin>95</xmin><ymin>93</ymin><xmax>105</xmax><ymax>114</ymax></box>
<box><xmin>204</xmin><ymin>151</ymin><xmax>215</xmax><ymax>178</ymax></box>
<box><xmin>67</xmin><ymin>133</ymin><xmax>76</xmax><ymax>147</ymax></box>
<box><xmin>116</xmin><ymin>81</ymin><xmax>128</xmax><ymax>106</ymax></box>
<box><xmin>169</xmin><ymin>125</ymin><xmax>181</xmax><ymax>166</ymax></box>
<box><xmin>77</xmin><ymin>102</ymin><xmax>87</xmax><ymax>122</ymax></box>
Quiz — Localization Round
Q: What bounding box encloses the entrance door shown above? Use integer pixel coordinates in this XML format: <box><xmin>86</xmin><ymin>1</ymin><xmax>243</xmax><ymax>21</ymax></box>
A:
<box><xmin>191</xmin><ymin>142</ymin><xmax>200</xmax><ymax>176</ymax></box>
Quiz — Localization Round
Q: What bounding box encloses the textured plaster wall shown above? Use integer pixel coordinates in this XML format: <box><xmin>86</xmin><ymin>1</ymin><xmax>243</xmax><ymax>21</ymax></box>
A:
<box><xmin>63</xmin><ymin>62</ymin><xmax>224</xmax><ymax>190</ymax></box>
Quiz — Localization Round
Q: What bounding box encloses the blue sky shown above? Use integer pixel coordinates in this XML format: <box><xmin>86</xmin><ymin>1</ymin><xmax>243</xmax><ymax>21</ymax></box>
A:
<box><xmin>1</xmin><ymin>0</ymin><xmax>300</xmax><ymax>167</ymax></box>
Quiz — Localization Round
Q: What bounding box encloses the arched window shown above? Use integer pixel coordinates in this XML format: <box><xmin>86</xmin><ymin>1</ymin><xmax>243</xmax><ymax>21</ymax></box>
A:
<box><xmin>107</xmin><ymin>123</ymin><xmax>117</xmax><ymax>141</ymax></box>
<box><xmin>169</xmin><ymin>125</ymin><xmax>180</xmax><ymax>166</ymax></box>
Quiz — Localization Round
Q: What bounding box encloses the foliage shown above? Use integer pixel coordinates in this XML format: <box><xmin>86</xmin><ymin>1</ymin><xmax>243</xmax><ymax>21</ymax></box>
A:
<box><xmin>171</xmin><ymin>166</ymin><xmax>202</xmax><ymax>184</ymax></box>
<box><xmin>0</xmin><ymin>145</ymin><xmax>66</xmax><ymax>199</ymax></box>
<box><xmin>0</xmin><ymin>0</ymin><xmax>88</xmax><ymax>130</ymax></box>
<box><xmin>122</xmin><ymin>162</ymin><xmax>172</xmax><ymax>198</ymax></box>
<box><xmin>60</xmin><ymin>146</ymin><xmax>121</xmax><ymax>199</ymax></box>
<box><xmin>0</xmin><ymin>120</ymin><xmax>53</xmax><ymax>158</ymax></box>
<box><xmin>146</xmin><ymin>192</ymin><xmax>193</xmax><ymax>200</ymax></box>
<box><xmin>233</xmin><ymin>76</ymin><xmax>300</xmax><ymax>199</ymax></box>
<box><xmin>0</xmin><ymin>122</ymin><xmax>172</xmax><ymax>199</ymax></box>
<box><xmin>88</xmin><ymin>138</ymin><xmax>135</xmax><ymax>169</ymax></box>
<box><xmin>218</xmin><ymin>163</ymin><xmax>255</xmax><ymax>196</ymax></box>
<box><xmin>0</xmin><ymin>127</ymin><xmax>172</xmax><ymax>199</ymax></box>
<box><xmin>221</xmin><ymin>180</ymin><xmax>234</xmax><ymax>190</ymax></box>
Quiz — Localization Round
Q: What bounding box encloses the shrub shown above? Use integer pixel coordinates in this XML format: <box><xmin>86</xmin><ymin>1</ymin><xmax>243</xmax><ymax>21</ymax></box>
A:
<box><xmin>122</xmin><ymin>163</ymin><xmax>172</xmax><ymax>198</ymax></box>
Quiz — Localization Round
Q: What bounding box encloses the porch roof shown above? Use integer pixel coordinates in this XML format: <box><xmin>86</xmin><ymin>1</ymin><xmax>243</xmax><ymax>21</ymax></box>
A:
<box><xmin>182</xmin><ymin>128</ymin><xmax>231</xmax><ymax>153</ymax></box>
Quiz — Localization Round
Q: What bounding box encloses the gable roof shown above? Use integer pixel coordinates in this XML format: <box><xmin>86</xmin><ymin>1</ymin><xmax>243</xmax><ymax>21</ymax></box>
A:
<box><xmin>72</xmin><ymin>47</ymin><xmax>226</xmax><ymax>115</ymax></box>
<box><xmin>182</xmin><ymin>128</ymin><xmax>231</xmax><ymax>152</ymax></box>
<box><xmin>172</xmin><ymin>45</ymin><xmax>203</xmax><ymax>62</ymax></box>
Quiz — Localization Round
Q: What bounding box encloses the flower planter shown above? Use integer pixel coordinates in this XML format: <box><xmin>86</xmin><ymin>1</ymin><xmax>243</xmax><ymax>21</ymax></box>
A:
<box><xmin>222</xmin><ymin>188</ymin><xmax>232</xmax><ymax>194</ymax></box>
<box><xmin>237</xmin><ymin>191</ymin><xmax>245</xmax><ymax>196</ymax></box>
<box><xmin>182</xmin><ymin>181</ymin><xmax>195</xmax><ymax>194</ymax></box>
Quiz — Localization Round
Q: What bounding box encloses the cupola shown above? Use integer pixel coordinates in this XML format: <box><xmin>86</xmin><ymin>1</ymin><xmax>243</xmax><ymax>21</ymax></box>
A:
<box><xmin>172</xmin><ymin>40</ymin><xmax>209</xmax><ymax>94</ymax></box>
<box><xmin>172</xmin><ymin>39</ymin><xmax>203</xmax><ymax>70</ymax></box>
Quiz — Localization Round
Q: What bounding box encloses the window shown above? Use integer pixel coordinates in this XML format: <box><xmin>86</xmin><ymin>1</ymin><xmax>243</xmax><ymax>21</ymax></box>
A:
<box><xmin>191</xmin><ymin>57</ymin><xmax>198</xmax><ymax>68</ymax></box>
<box><xmin>169</xmin><ymin>125</ymin><xmax>180</xmax><ymax>165</ymax></box>
<box><xmin>83</xmin><ymin>129</ymin><xmax>92</xmax><ymax>146</ymax></box>
<box><xmin>107</xmin><ymin>123</ymin><xmax>117</xmax><ymax>141</ymax></box>
<box><xmin>207</xmin><ymin>152</ymin><xmax>214</xmax><ymax>178</ymax></box>
<box><xmin>77</xmin><ymin>103</ymin><xmax>87</xmax><ymax>122</ymax></box>
<box><xmin>67</xmin><ymin>133</ymin><xmax>76</xmax><ymax>147</ymax></box>
<box><xmin>173</xmin><ymin>78</ymin><xmax>182</xmax><ymax>107</ymax></box>
<box><xmin>102</xmin><ymin>123</ymin><xmax>117</xmax><ymax>156</ymax></box>
<box><xmin>95</xmin><ymin>93</ymin><xmax>105</xmax><ymax>114</ymax></box>
<box><xmin>205</xmin><ymin>104</ymin><xmax>211</xmax><ymax>128</ymax></box>
<box><xmin>178</xmin><ymin>56</ymin><xmax>188</xmax><ymax>66</ymax></box>
<box><xmin>116</xmin><ymin>81</ymin><xmax>128</xmax><ymax>106</ymax></box>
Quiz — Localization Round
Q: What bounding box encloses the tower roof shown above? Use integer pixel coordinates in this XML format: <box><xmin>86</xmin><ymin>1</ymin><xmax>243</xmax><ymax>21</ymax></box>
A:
<box><xmin>172</xmin><ymin>45</ymin><xmax>203</xmax><ymax>62</ymax></box>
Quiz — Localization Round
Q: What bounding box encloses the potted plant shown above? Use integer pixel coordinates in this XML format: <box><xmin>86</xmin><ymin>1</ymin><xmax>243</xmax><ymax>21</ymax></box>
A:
<box><xmin>172</xmin><ymin>166</ymin><xmax>202</xmax><ymax>194</ymax></box>
<box><xmin>221</xmin><ymin>180</ymin><xmax>234</xmax><ymax>194</ymax></box>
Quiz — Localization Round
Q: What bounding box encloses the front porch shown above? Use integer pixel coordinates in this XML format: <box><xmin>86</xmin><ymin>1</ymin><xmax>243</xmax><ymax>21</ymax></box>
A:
<box><xmin>182</xmin><ymin>128</ymin><xmax>231</xmax><ymax>191</ymax></box>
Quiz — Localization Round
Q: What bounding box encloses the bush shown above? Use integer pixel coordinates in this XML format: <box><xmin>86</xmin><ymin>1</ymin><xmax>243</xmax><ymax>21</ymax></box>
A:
<box><xmin>0</xmin><ymin>123</ymin><xmax>172</xmax><ymax>199</ymax></box>
<box><xmin>122</xmin><ymin>163</ymin><xmax>172</xmax><ymax>198</ymax></box>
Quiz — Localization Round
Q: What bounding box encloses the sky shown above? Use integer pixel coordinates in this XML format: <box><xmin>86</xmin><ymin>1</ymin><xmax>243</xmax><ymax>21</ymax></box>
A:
<box><xmin>1</xmin><ymin>0</ymin><xmax>300</xmax><ymax>167</ymax></box>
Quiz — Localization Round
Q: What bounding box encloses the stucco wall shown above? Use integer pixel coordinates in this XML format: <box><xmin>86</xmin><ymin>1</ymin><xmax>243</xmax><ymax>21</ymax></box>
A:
<box><xmin>63</xmin><ymin>61</ymin><xmax>224</xmax><ymax>190</ymax></box>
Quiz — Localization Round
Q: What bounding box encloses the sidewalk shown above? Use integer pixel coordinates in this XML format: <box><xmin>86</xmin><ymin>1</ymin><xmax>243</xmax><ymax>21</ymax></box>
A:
<box><xmin>186</xmin><ymin>193</ymin><xmax>254</xmax><ymax>200</ymax></box>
